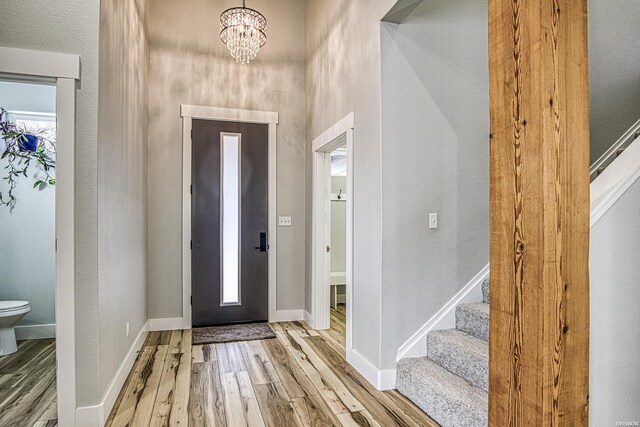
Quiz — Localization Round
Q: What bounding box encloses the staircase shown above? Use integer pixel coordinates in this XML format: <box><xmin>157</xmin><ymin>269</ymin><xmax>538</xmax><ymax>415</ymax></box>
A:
<box><xmin>396</xmin><ymin>120</ymin><xmax>640</xmax><ymax>426</ymax></box>
<box><xmin>396</xmin><ymin>278</ymin><xmax>490</xmax><ymax>427</ymax></box>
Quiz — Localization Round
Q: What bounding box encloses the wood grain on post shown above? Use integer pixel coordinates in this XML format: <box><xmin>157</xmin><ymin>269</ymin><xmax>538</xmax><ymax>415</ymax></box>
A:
<box><xmin>488</xmin><ymin>0</ymin><xmax>590</xmax><ymax>425</ymax></box>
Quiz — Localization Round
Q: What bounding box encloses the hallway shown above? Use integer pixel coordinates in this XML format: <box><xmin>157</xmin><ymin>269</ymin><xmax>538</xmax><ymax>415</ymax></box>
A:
<box><xmin>105</xmin><ymin>320</ymin><xmax>437</xmax><ymax>426</ymax></box>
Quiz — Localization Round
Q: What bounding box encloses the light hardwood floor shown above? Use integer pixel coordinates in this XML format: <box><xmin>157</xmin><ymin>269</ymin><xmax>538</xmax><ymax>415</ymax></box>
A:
<box><xmin>106</xmin><ymin>313</ymin><xmax>438</xmax><ymax>427</ymax></box>
<box><xmin>0</xmin><ymin>339</ymin><xmax>58</xmax><ymax>427</ymax></box>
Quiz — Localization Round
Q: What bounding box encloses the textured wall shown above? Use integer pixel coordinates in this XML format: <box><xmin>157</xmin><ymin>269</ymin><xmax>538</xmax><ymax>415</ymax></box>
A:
<box><xmin>589</xmin><ymin>0</ymin><xmax>640</xmax><ymax>163</ymax></box>
<box><xmin>97</xmin><ymin>0</ymin><xmax>149</xmax><ymax>400</ymax></box>
<box><xmin>0</xmin><ymin>82</ymin><xmax>57</xmax><ymax>328</ymax></box>
<box><xmin>379</xmin><ymin>0</ymin><xmax>489</xmax><ymax>369</ymax></box>
<box><xmin>0</xmin><ymin>0</ymin><xmax>101</xmax><ymax>405</ymax></box>
<box><xmin>146</xmin><ymin>0</ymin><xmax>306</xmax><ymax>318</ymax></box>
<box><xmin>590</xmin><ymin>177</ymin><xmax>640</xmax><ymax>424</ymax></box>
<box><xmin>306</xmin><ymin>0</ymin><xmax>396</xmax><ymax>366</ymax></box>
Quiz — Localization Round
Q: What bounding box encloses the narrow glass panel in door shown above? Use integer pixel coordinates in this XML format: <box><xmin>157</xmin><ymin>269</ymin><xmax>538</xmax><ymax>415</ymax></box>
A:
<box><xmin>221</xmin><ymin>134</ymin><xmax>241</xmax><ymax>305</ymax></box>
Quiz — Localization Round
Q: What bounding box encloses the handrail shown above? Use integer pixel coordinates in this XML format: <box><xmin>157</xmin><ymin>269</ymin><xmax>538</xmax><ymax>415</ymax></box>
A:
<box><xmin>590</xmin><ymin>118</ymin><xmax>640</xmax><ymax>180</ymax></box>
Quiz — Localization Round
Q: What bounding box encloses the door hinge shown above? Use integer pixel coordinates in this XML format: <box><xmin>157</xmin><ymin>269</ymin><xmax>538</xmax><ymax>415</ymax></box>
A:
<box><xmin>326</xmin><ymin>245</ymin><xmax>331</xmax><ymax>253</ymax></box>
<box><xmin>190</xmin><ymin>184</ymin><xmax>192</xmax><ymax>195</ymax></box>
<box><xmin>190</xmin><ymin>295</ymin><xmax>192</xmax><ymax>305</ymax></box>
<box><xmin>191</xmin><ymin>129</ymin><xmax>193</xmax><ymax>139</ymax></box>
<box><xmin>190</xmin><ymin>240</ymin><xmax>193</xmax><ymax>250</ymax></box>
<box><xmin>55</xmin><ymin>238</ymin><xmax>57</xmax><ymax>252</ymax></box>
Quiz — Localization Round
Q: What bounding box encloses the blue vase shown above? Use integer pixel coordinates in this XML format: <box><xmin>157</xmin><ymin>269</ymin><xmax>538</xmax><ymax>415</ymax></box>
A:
<box><xmin>19</xmin><ymin>134</ymin><xmax>39</xmax><ymax>152</ymax></box>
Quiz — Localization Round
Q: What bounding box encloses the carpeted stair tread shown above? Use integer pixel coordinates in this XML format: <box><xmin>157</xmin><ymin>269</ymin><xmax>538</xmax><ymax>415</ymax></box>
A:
<box><xmin>396</xmin><ymin>357</ymin><xmax>488</xmax><ymax>427</ymax></box>
<box><xmin>427</xmin><ymin>329</ymin><xmax>489</xmax><ymax>391</ymax></box>
<box><xmin>482</xmin><ymin>278</ymin><xmax>490</xmax><ymax>304</ymax></box>
<box><xmin>455</xmin><ymin>303</ymin><xmax>489</xmax><ymax>341</ymax></box>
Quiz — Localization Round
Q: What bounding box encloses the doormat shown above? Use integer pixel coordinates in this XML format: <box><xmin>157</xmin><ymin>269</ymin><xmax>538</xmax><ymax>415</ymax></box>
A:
<box><xmin>192</xmin><ymin>323</ymin><xmax>275</xmax><ymax>345</ymax></box>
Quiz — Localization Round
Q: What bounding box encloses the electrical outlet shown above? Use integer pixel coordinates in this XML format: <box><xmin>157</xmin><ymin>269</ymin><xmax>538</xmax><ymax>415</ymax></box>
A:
<box><xmin>429</xmin><ymin>213</ymin><xmax>438</xmax><ymax>229</ymax></box>
<box><xmin>126</xmin><ymin>322</ymin><xmax>130</xmax><ymax>338</ymax></box>
<box><xmin>279</xmin><ymin>216</ymin><xmax>292</xmax><ymax>226</ymax></box>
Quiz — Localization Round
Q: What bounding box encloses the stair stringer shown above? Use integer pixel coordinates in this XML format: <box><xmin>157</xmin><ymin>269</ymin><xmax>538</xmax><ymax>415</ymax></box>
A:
<box><xmin>395</xmin><ymin>264</ymin><xmax>489</xmax><ymax>362</ymax></box>
<box><xmin>591</xmin><ymin>133</ymin><xmax>640</xmax><ymax>226</ymax></box>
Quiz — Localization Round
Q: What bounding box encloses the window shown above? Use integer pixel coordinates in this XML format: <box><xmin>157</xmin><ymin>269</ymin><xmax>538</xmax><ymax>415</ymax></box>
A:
<box><xmin>221</xmin><ymin>133</ymin><xmax>241</xmax><ymax>305</ymax></box>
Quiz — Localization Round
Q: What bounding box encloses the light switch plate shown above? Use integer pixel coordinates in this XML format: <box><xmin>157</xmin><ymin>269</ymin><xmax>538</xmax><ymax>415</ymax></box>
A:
<box><xmin>279</xmin><ymin>216</ymin><xmax>292</xmax><ymax>227</ymax></box>
<box><xmin>429</xmin><ymin>213</ymin><xmax>438</xmax><ymax>229</ymax></box>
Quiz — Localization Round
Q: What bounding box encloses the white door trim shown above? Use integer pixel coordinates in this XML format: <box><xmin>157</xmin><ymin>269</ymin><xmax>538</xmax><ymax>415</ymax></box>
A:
<box><xmin>0</xmin><ymin>46</ymin><xmax>80</xmax><ymax>80</ymax></box>
<box><xmin>311</xmin><ymin>112</ymin><xmax>354</xmax><ymax>351</ymax></box>
<box><xmin>0</xmin><ymin>46</ymin><xmax>80</xmax><ymax>427</ymax></box>
<box><xmin>181</xmin><ymin>105</ymin><xmax>279</xmax><ymax>325</ymax></box>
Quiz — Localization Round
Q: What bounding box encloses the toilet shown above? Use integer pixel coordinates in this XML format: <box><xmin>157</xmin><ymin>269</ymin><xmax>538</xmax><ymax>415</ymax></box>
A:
<box><xmin>0</xmin><ymin>301</ymin><xmax>31</xmax><ymax>356</ymax></box>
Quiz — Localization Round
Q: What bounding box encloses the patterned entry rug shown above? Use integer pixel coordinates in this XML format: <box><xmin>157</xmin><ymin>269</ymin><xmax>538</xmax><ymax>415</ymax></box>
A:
<box><xmin>192</xmin><ymin>322</ymin><xmax>275</xmax><ymax>345</ymax></box>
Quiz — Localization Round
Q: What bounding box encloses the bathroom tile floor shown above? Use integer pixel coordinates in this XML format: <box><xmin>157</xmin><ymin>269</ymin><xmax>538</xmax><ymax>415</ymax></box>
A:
<box><xmin>0</xmin><ymin>338</ymin><xmax>57</xmax><ymax>426</ymax></box>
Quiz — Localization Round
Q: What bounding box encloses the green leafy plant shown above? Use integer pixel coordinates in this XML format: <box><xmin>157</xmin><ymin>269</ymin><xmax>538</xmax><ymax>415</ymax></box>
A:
<box><xmin>0</xmin><ymin>107</ymin><xmax>56</xmax><ymax>209</ymax></box>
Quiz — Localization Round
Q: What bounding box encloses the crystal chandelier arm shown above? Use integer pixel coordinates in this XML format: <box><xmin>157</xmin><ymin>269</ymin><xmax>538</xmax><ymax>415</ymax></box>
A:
<box><xmin>220</xmin><ymin>0</ymin><xmax>266</xmax><ymax>64</ymax></box>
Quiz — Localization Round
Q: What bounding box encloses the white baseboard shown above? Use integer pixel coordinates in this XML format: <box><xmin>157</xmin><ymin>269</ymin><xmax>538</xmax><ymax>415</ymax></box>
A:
<box><xmin>378</xmin><ymin>368</ymin><xmax>397</xmax><ymax>390</ymax></box>
<box><xmin>303</xmin><ymin>310</ymin><xmax>313</xmax><ymax>325</ymax></box>
<box><xmin>396</xmin><ymin>264</ymin><xmax>490</xmax><ymax>362</ymax></box>
<box><xmin>75</xmin><ymin>403</ymin><xmax>101</xmax><ymax>427</ymax></box>
<box><xmin>270</xmin><ymin>309</ymin><xmax>305</xmax><ymax>322</ymax></box>
<box><xmin>15</xmin><ymin>323</ymin><xmax>56</xmax><ymax>340</ymax></box>
<box><xmin>347</xmin><ymin>348</ymin><xmax>396</xmax><ymax>391</ymax></box>
<box><xmin>76</xmin><ymin>320</ymin><xmax>149</xmax><ymax>426</ymax></box>
<box><xmin>149</xmin><ymin>317</ymin><xmax>190</xmax><ymax>331</ymax></box>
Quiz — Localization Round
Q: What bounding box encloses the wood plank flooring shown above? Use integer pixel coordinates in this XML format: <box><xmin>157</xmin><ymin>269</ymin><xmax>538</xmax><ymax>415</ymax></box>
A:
<box><xmin>106</xmin><ymin>311</ymin><xmax>438</xmax><ymax>426</ymax></box>
<box><xmin>0</xmin><ymin>339</ymin><xmax>58</xmax><ymax>427</ymax></box>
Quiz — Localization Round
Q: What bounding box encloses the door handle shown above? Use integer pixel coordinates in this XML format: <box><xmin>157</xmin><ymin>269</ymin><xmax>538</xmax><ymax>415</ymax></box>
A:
<box><xmin>254</xmin><ymin>232</ymin><xmax>267</xmax><ymax>252</ymax></box>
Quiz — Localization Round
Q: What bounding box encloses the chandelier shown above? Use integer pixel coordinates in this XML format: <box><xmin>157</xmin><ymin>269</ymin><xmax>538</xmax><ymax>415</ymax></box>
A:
<box><xmin>220</xmin><ymin>0</ymin><xmax>267</xmax><ymax>64</ymax></box>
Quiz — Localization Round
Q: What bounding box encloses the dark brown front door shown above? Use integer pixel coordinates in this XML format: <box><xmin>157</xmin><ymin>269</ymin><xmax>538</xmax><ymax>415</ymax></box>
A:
<box><xmin>191</xmin><ymin>119</ymin><xmax>268</xmax><ymax>326</ymax></box>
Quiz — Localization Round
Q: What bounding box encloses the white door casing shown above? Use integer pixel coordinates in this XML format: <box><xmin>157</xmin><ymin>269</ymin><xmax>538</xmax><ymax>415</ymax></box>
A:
<box><xmin>311</xmin><ymin>112</ymin><xmax>354</xmax><ymax>351</ymax></box>
<box><xmin>0</xmin><ymin>46</ymin><xmax>80</xmax><ymax>426</ymax></box>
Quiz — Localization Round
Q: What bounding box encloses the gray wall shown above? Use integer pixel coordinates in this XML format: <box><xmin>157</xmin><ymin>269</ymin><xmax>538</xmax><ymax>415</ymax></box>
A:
<box><xmin>0</xmin><ymin>81</ymin><xmax>56</xmax><ymax>114</ymax></box>
<box><xmin>97</xmin><ymin>0</ymin><xmax>149</xmax><ymax>400</ymax></box>
<box><xmin>0</xmin><ymin>82</ymin><xmax>56</xmax><ymax>328</ymax></box>
<box><xmin>590</xmin><ymin>177</ymin><xmax>640</xmax><ymax>425</ymax></box>
<box><xmin>331</xmin><ymin>176</ymin><xmax>347</xmax><ymax>273</ymax></box>
<box><xmin>0</xmin><ymin>182</ymin><xmax>55</xmax><ymax>327</ymax></box>
<box><xmin>589</xmin><ymin>0</ymin><xmax>640</xmax><ymax>163</ymax></box>
<box><xmin>586</xmin><ymin>3</ymin><xmax>640</xmax><ymax>419</ymax></box>
<box><xmin>0</xmin><ymin>0</ymin><xmax>102</xmax><ymax>405</ymax></box>
<box><xmin>379</xmin><ymin>0</ymin><xmax>489</xmax><ymax>369</ymax></box>
<box><xmin>306</xmin><ymin>0</ymin><xmax>396</xmax><ymax>366</ymax></box>
<box><xmin>146</xmin><ymin>0</ymin><xmax>306</xmax><ymax>318</ymax></box>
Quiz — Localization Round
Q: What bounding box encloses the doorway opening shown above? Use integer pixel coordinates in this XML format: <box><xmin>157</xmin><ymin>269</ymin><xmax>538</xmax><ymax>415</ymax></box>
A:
<box><xmin>0</xmin><ymin>79</ymin><xmax>57</xmax><ymax>425</ymax></box>
<box><xmin>0</xmin><ymin>46</ymin><xmax>79</xmax><ymax>426</ymax></box>
<box><xmin>329</xmin><ymin>145</ymin><xmax>348</xmax><ymax>347</ymax></box>
<box><xmin>311</xmin><ymin>112</ymin><xmax>354</xmax><ymax>353</ymax></box>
